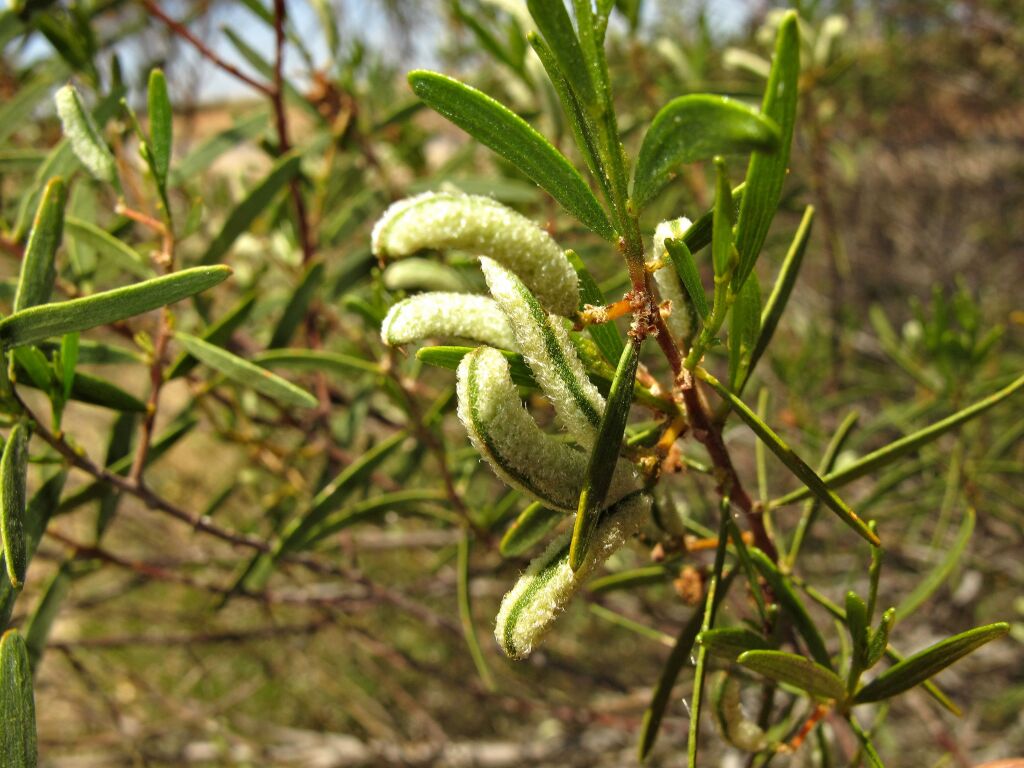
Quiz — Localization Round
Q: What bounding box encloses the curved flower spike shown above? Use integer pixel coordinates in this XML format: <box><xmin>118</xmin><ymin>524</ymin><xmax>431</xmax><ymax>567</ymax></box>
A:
<box><xmin>494</xmin><ymin>491</ymin><xmax>651</xmax><ymax>660</ymax></box>
<box><xmin>712</xmin><ymin>673</ymin><xmax>771</xmax><ymax>752</ymax></box>
<box><xmin>480</xmin><ymin>257</ymin><xmax>605</xmax><ymax>447</ymax></box>
<box><xmin>371</xmin><ymin>191</ymin><xmax>579</xmax><ymax>316</ymax></box>
<box><xmin>456</xmin><ymin>346</ymin><xmax>635</xmax><ymax>512</ymax></box>
<box><xmin>651</xmin><ymin>217</ymin><xmax>693</xmax><ymax>341</ymax></box>
<box><xmin>381</xmin><ymin>293</ymin><xmax>517</xmax><ymax>350</ymax></box>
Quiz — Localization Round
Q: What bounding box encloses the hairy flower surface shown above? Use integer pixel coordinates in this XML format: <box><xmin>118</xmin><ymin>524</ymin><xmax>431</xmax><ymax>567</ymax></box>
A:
<box><xmin>371</xmin><ymin>191</ymin><xmax>579</xmax><ymax>315</ymax></box>
<box><xmin>381</xmin><ymin>293</ymin><xmax>517</xmax><ymax>350</ymax></box>
<box><xmin>456</xmin><ymin>346</ymin><xmax>635</xmax><ymax>512</ymax></box>
<box><xmin>480</xmin><ymin>257</ymin><xmax>606</xmax><ymax>447</ymax></box>
<box><xmin>494</xmin><ymin>491</ymin><xmax>650</xmax><ymax>659</ymax></box>
<box><xmin>651</xmin><ymin>216</ymin><xmax>693</xmax><ymax>341</ymax></box>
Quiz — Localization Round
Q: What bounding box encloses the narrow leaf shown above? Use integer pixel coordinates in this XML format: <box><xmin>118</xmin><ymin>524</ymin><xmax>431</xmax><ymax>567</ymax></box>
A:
<box><xmin>281</xmin><ymin>430</ymin><xmax>411</xmax><ymax>554</ymax></box>
<box><xmin>0</xmin><ymin>266</ymin><xmax>231</xmax><ymax>351</ymax></box>
<box><xmin>200</xmin><ymin>150</ymin><xmax>302</xmax><ymax>265</ymax></box>
<box><xmin>867</xmin><ymin>608</ymin><xmax>896</xmax><ymax>669</ymax></box>
<box><xmin>688</xmin><ymin>508</ymin><xmax>732</xmax><ymax>766</ymax></box>
<box><xmin>0</xmin><ymin>264</ymin><xmax>231</xmax><ymax>348</ymax></box>
<box><xmin>64</xmin><ymin>216</ymin><xmax>152</xmax><ymax>278</ymax></box>
<box><xmin>638</xmin><ymin>600</ymin><xmax>705</xmax><ymax>759</ymax></box>
<box><xmin>1</xmin><ymin>472</ymin><xmax>67</xmax><ymax>631</ymax></box>
<box><xmin>846</xmin><ymin>591</ymin><xmax>870</xmax><ymax>665</ymax></box>
<box><xmin>408</xmin><ymin>71</ymin><xmax>615</xmax><ymax>240</ymax></box>
<box><xmin>772</xmin><ymin>372</ymin><xmax>1024</xmax><ymax>507</ymax></box>
<box><xmin>14</xmin><ymin>176</ymin><xmax>65</xmax><ymax>312</ymax></box>
<box><xmin>712</xmin><ymin>157</ymin><xmax>735</xmax><ymax>277</ymax></box>
<box><xmin>680</xmin><ymin>183</ymin><xmax>745</xmax><ymax>256</ymax></box>
<box><xmin>54</xmin><ymin>84</ymin><xmax>119</xmax><ymax>188</ymax></box>
<box><xmin>59</xmin><ymin>333</ymin><xmax>78</xmax><ymax>401</ymax></box>
<box><xmin>255</xmin><ymin>349</ymin><xmax>379</xmax><ymax>377</ymax></box>
<box><xmin>588</xmin><ymin>565</ymin><xmax>670</xmax><ymax>593</ymax></box>
<box><xmin>301</xmin><ymin>489</ymin><xmax>448</xmax><ymax>547</ymax></box>
<box><xmin>0</xmin><ymin>630</ymin><xmax>37</xmax><ymax>767</ymax></box>
<box><xmin>500</xmin><ymin>502</ymin><xmax>563</xmax><ymax>558</ymax></box>
<box><xmin>528</xmin><ymin>33</ymin><xmax>611</xmax><ymax>207</ymax></box>
<box><xmin>0</xmin><ymin>425</ymin><xmax>29</xmax><ymax>589</ymax></box>
<box><xmin>738</xmin><ymin>650</ymin><xmax>847</xmax><ymax>701</ymax></box>
<box><xmin>633</xmin><ymin>95</ymin><xmax>780</xmax><ymax>209</ymax></box>
<box><xmin>749</xmin><ymin>547</ymin><xmax>833</xmax><ymax>669</ymax></box>
<box><xmin>786</xmin><ymin>410</ymin><xmax>859</xmax><ymax>567</ymax></box>
<box><xmin>526</xmin><ymin>0</ymin><xmax>596</xmax><ymax>106</ymax></box>
<box><xmin>174</xmin><ymin>332</ymin><xmax>317</xmax><ymax>409</ymax></box>
<box><xmin>13</xmin><ymin>363</ymin><xmax>146</xmax><ymax>412</ymax></box>
<box><xmin>733</xmin><ymin>11</ymin><xmax>800</xmax><ymax>288</ymax></box>
<box><xmin>167</xmin><ymin>293</ymin><xmax>257</xmax><ymax>379</ymax></box>
<box><xmin>570</xmin><ymin>339</ymin><xmax>640</xmax><ymax>571</ymax></box>
<box><xmin>146</xmin><ymin>68</ymin><xmax>172</xmax><ymax>186</ymax></box>
<box><xmin>739</xmin><ymin>204</ymin><xmax>814</xmax><ymax>394</ymax></box>
<box><xmin>728</xmin><ymin>271</ymin><xmax>761</xmax><ymax>389</ymax></box>
<box><xmin>664</xmin><ymin>238</ymin><xmax>709</xmax><ymax>320</ymax></box>
<box><xmin>698</xmin><ymin>367</ymin><xmax>878</xmax><ymax>546</ymax></box>
<box><xmin>699</xmin><ymin>626</ymin><xmax>773</xmax><ymax>661</ymax></box>
<box><xmin>854</xmin><ymin>623</ymin><xmax>1009</xmax><ymax>704</ymax></box>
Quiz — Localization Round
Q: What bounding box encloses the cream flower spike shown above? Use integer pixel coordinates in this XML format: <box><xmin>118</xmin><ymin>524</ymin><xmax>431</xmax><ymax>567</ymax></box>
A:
<box><xmin>494</xmin><ymin>491</ymin><xmax>651</xmax><ymax>660</ymax></box>
<box><xmin>381</xmin><ymin>293</ymin><xmax>517</xmax><ymax>350</ymax></box>
<box><xmin>480</xmin><ymin>257</ymin><xmax>606</xmax><ymax>447</ymax></box>
<box><xmin>456</xmin><ymin>346</ymin><xmax>636</xmax><ymax>512</ymax></box>
<box><xmin>371</xmin><ymin>191</ymin><xmax>579</xmax><ymax>316</ymax></box>
<box><xmin>651</xmin><ymin>216</ymin><xmax>693</xmax><ymax>341</ymax></box>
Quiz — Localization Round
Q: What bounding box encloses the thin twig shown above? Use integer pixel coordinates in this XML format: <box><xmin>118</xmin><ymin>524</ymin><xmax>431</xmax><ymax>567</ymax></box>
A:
<box><xmin>140</xmin><ymin>0</ymin><xmax>273</xmax><ymax>96</ymax></box>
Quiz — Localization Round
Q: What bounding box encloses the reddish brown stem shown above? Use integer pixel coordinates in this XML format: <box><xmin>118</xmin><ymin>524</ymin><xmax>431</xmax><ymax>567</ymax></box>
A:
<box><xmin>141</xmin><ymin>0</ymin><xmax>273</xmax><ymax>96</ymax></box>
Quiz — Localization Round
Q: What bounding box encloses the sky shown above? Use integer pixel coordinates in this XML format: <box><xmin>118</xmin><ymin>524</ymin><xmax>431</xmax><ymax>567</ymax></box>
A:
<box><xmin>5</xmin><ymin>0</ymin><xmax>755</xmax><ymax>104</ymax></box>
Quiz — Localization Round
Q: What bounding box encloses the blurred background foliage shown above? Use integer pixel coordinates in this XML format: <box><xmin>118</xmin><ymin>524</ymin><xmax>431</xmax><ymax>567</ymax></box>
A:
<box><xmin>0</xmin><ymin>0</ymin><xmax>1021</xmax><ymax>765</ymax></box>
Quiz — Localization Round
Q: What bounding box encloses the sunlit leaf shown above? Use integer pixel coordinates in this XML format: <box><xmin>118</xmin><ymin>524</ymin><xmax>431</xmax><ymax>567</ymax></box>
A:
<box><xmin>0</xmin><ymin>630</ymin><xmax>36</xmax><ymax>767</ymax></box>
<box><xmin>0</xmin><ymin>266</ymin><xmax>231</xmax><ymax>351</ymax></box>
<box><xmin>174</xmin><ymin>332</ymin><xmax>318</xmax><ymax>409</ymax></box>
<box><xmin>854</xmin><ymin>623</ymin><xmax>1009</xmax><ymax>704</ymax></box>
<box><xmin>0</xmin><ymin>424</ymin><xmax>29</xmax><ymax>589</ymax></box>
<box><xmin>738</xmin><ymin>650</ymin><xmax>847</xmax><ymax>701</ymax></box>
<box><xmin>14</xmin><ymin>177</ymin><xmax>65</xmax><ymax>312</ymax></box>
<box><xmin>408</xmin><ymin>71</ymin><xmax>615</xmax><ymax>240</ymax></box>
<box><xmin>733</xmin><ymin>11</ymin><xmax>800</xmax><ymax>288</ymax></box>
<box><xmin>146</xmin><ymin>68</ymin><xmax>172</xmax><ymax>187</ymax></box>
<box><xmin>633</xmin><ymin>95</ymin><xmax>779</xmax><ymax>209</ymax></box>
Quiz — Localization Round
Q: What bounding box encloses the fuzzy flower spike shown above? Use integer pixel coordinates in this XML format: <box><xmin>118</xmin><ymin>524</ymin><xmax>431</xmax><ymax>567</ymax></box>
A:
<box><xmin>371</xmin><ymin>191</ymin><xmax>580</xmax><ymax>316</ymax></box>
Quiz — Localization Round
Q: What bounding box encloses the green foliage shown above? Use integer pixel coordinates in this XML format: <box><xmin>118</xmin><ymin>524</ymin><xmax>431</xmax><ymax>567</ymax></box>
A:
<box><xmin>0</xmin><ymin>1</ymin><xmax>1018</xmax><ymax>765</ymax></box>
